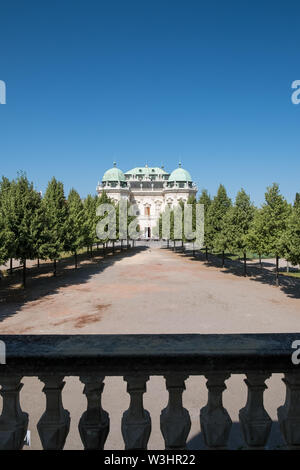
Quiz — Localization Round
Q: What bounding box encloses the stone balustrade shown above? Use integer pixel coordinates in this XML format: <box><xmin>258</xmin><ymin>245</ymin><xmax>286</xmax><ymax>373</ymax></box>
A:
<box><xmin>0</xmin><ymin>333</ymin><xmax>299</xmax><ymax>450</ymax></box>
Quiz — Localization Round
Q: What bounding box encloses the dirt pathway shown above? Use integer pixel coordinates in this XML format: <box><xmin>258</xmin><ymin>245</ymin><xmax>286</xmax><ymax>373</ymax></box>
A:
<box><xmin>1</xmin><ymin>246</ymin><xmax>300</xmax><ymax>334</ymax></box>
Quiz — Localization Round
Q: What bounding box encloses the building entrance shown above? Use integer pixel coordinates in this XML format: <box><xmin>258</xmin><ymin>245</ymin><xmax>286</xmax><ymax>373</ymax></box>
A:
<box><xmin>144</xmin><ymin>227</ymin><xmax>151</xmax><ymax>238</ymax></box>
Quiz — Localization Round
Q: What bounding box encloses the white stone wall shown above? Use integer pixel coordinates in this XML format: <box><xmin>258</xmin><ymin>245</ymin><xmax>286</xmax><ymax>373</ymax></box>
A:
<box><xmin>97</xmin><ymin>185</ymin><xmax>197</xmax><ymax>238</ymax></box>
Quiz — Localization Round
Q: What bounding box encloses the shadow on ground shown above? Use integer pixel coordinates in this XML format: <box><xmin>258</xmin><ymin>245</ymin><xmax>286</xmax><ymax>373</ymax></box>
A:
<box><xmin>0</xmin><ymin>245</ymin><xmax>148</xmax><ymax>323</ymax></box>
<box><xmin>187</xmin><ymin>420</ymin><xmax>284</xmax><ymax>450</ymax></box>
<box><xmin>165</xmin><ymin>246</ymin><xmax>300</xmax><ymax>300</ymax></box>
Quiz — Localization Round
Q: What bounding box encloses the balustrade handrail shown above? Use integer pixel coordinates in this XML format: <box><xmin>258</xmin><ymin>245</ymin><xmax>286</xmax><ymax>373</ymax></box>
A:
<box><xmin>0</xmin><ymin>333</ymin><xmax>299</xmax><ymax>375</ymax></box>
<box><xmin>1</xmin><ymin>333</ymin><xmax>300</xmax><ymax>450</ymax></box>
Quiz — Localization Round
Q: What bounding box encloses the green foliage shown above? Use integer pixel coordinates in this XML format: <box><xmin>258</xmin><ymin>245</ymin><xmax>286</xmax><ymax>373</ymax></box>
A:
<box><xmin>171</xmin><ymin>201</ymin><xmax>184</xmax><ymax>241</ymax></box>
<box><xmin>281</xmin><ymin>203</ymin><xmax>300</xmax><ymax>265</ymax></box>
<box><xmin>294</xmin><ymin>192</ymin><xmax>300</xmax><ymax>208</ymax></box>
<box><xmin>0</xmin><ymin>172</ymin><xmax>299</xmax><ymax>285</ymax></box>
<box><xmin>41</xmin><ymin>177</ymin><xmax>68</xmax><ymax>261</ymax></box>
<box><xmin>198</xmin><ymin>189</ymin><xmax>211</xmax><ymax>211</ymax></box>
<box><xmin>0</xmin><ymin>173</ymin><xmax>44</xmax><ymax>285</ymax></box>
<box><xmin>198</xmin><ymin>189</ymin><xmax>211</xmax><ymax>249</ymax></box>
<box><xmin>95</xmin><ymin>191</ymin><xmax>114</xmax><ymax>243</ymax></box>
<box><xmin>247</xmin><ymin>183</ymin><xmax>291</xmax><ymax>256</ymax></box>
<box><xmin>83</xmin><ymin>194</ymin><xmax>98</xmax><ymax>248</ymax></box>
<box><xmin>64</xmin><ymin>189</ymin><xmax>86</xmax><ymax>255</ymax></box>
<box><xmin>218</xmin><ymin>189</ymin><xmax>255</xmax><ymax>255</ymax></box>
<box><xmin>206</xmin><ymin>184</ymin><xmax>231</xmax><ymax>250</ymax></box>
<box><xmin>7</xmin><ymin>174</ymin><xmax>42</xmax><ymax>262</ymax></box>
<box><xmin>125</xmin><ymin>200</ymin><xmax>140</xmax><ymax>240</ymax></box>
<box><xmin>0</xmin><ymin>177</ymin><xmax>15</xmax><ymax>264</ymax></box>
<box><xmin>30</xmin><ymin>192</ymin><xmax>48</xmax><ymax>261</ymax></box>
<box><xmin>184</xmin><ymin>195</ymin><xmax>197</xmax><ymax>242</ymax></box>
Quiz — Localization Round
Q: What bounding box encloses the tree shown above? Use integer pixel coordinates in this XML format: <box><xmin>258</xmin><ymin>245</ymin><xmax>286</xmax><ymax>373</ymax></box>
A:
<box><xmin>169</xmin><ymin>201</ymin><xmax>185</xmax><ymax>252</ymax></box>
<box><xmin>64</xmin><ymin>189</ymin><xmax>86</xmax><ymax>268</ymax></box>
<box><xmin>247</xmin><ymin>183</ymin><xmax>291</xmax><ymax>285</ymax></box>
<box><xmin>83</xmin><ymin>194</ymin><xmax>97</xmax><ymax>256</ymax></box>
<box><xmin>30</xmin><ymin>191</ymin><xmax>47</xmax><ymax>269</ymax></box>
<box><xmin>246</xmin><ymin>208</ymin><xmax>264</xmax><ymax>268</ymax></box>
<box><xmin>281</xmin><ymin>203</ymin><xmax>300</xmax><ymax>266</ymax></box>
<box><xmin>206</xmin><ymin>184</ymin><xmax>231</xmax><ymax>266</ymax></box>
<box><xmin>114</xmin><ymin>198</ymin><xmax>140</xmax><ymax>251</ymax></box>
<box><xmin>220</xmin><ymin>189</ymin><xmax>255</xmax><ymax>275</ymax></box>
<box><xmin>213</xmin><ymin>223</ymin><xmax>232</xmax><ymax>269</ymax></box>
<box><xmin>95</xmin><ymin>191</ymin><xmax>114</xmax><ymax>252</ymax></box>
<box><xmin>294</xmin><ymin>192</ymin><xmax>300</xmax><ymax>209</ymax></box>
<box><xmin>198</xmin><ymin>189</ymin><xmax>212</xmax><ymax>259</ymax></box>
<box><xmin>0</xmin><ymin>177</ymin><xmax>15</xmax><ymax>270</ymax></box>
<box><xmin>198</xmin><ymin>189</ymin><xmax>211</xmax><ymax>209</ymax></box>
<box><xmin>5</xmin><ymin>174</ymin><xmax>42</xmax><ymax>287</ymax></box>
<box><xmin>184</xmin><ymin>195</ymin><xmax>197</xmax><ymax>253</ymax></box>
<box><xmin>42</xmin><ymin>177</ymin><xmax>68</xmax><ymax>276</ymax></box>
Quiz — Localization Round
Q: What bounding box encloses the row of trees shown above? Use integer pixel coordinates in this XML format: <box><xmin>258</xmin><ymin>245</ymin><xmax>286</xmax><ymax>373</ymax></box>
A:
<box><xmin>0</xmin><ymin>173</ymin><xmax>130</xmax><ymax>287</ymax></box>
<box><xmin>157</xmin><ymin>183</ymin><xmax>300</xmax><ymax>284</ymax></box>
<box><xmin>1</xmin><ymin>172</ymin><xmax>299</xmax><ymax>287</ymax></box>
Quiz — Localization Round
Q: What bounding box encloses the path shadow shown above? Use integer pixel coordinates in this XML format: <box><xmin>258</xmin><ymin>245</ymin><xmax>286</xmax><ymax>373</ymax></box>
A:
<box><xmin>165</xmin><ymin>246</ymin><xmax>300</xmax><ymax>300</ymax></box>
<box><xmin>187</xmin><ymin>420</ymin><xmax>284</xmax><ymax>450</ymax></box>
<box><xmin>0</xmin><ymin>244</ymin><xmax>148</xmax><ymax>323</ymax></box>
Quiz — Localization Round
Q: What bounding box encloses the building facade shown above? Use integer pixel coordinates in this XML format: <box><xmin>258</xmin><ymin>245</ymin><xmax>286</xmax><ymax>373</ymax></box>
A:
<box><xmin>96</xmin><ymin>163</ymin><xmax>197</xmax><ymax>238</ymax></box>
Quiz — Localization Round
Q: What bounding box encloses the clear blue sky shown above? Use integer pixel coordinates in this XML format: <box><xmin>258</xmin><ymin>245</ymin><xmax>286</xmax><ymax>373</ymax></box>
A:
<box><xmin>0</xmin><ymin>0</ymin><xmax>299</xmax><ymax>205</ymax></box>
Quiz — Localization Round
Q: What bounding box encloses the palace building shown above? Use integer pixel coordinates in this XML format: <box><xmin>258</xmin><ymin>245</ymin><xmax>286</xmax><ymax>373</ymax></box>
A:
<box><xmin>96</xmin><ymin>163</ymin><xmax>197</xmax><ymax>239</ymax></box>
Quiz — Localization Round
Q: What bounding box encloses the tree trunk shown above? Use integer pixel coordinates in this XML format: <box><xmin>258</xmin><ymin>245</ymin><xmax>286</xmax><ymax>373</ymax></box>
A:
<box><xmin>22</xmin><ymin>259</ymin><xmax>26</xmax><ymax>288</ymax></box>
<box><xmin>90</xmin><ymin>245</ymin><xmax>93</xmax><ymax>257</ymax></box>
<box><xmin>167</xmin><ymin>239</ymin><xmax>169</xmax><ymax>248</ymax></box>
<box><xmin>205</xmin><ymin>246</ymin><xmax>208</xmax><ymax>261</ymax></box>
<box><xmin>173</xmin><ymin>240</ymin><xmax>175</xmax><ymax>251</ymax></box>
<box><xmin>103</xmin><ymin>243</ymin><xmax>105</xmax><ymax>256</ymax></box>
<box><xmin>193</xmin><ymin>242</ymin><xmax>195</xmax><ymax>257</ymax></box>
<box><xmin>181</xmin><ymin>240</ymin><xmax>184</xmax><ymax>252</ymax></box>
<box><xmin>243</xmin><ymin>252</ymin><xmax>247</xmax><ymax>277</ymax></box>
<box><xmin>276</xmin><ymin>255</ymin><xmax>279</xmax><ymax>286</ymax></box>
<box><xmin>259</xmin><ymin>254</ymin><xmax>262</xmax><ymax>269</ymax></box>
<box><xmin>112</xmin><ymin>241</ymin><xmax>115</xmax><ymax>254</ymax></box>
<box><xmin>53</xmin><ymin>259</ymin><xmax>57</xmax><ymax>277</ymax></box>
<box><xmin>37</xmin><ymin>258</ymin><xmax>40</xmax><ymax>269</ymax></box>
<box><xmin>9</xmin><ymin>258</ymin><xmax>13</xmax><ymax>275</ymax></box>
<box><xmin>222</xmin><ymin>251</ymin><xmax>225</xmax><ymax>268</ymax></box>
<box><xmin>74</xmin><ymin>251</ymin><xmax>78</xmax><ymax>269</ymax></box>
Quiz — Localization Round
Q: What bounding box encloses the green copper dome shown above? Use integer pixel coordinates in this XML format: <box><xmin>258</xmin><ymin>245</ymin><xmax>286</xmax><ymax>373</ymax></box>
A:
<box><xmin>125</xmin><ymin>166</ymin><xmax>169</xmax><ymax>176</ymax></box>
<box><xmin>102</xmin><ymin>163</ymin><xmax>125</xmax><ymax>182</ymax></box>
<box><xmin>168</xmin><ymin>164</ymin><xmax>192</xmax><ymax>183</ymax></box>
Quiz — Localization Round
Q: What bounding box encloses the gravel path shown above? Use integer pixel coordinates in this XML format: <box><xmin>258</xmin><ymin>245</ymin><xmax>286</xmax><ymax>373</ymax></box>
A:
<box><xmin>1</xmin><ymin>245</ymin><xmax>300</xmax><ymax>334</ymax></box>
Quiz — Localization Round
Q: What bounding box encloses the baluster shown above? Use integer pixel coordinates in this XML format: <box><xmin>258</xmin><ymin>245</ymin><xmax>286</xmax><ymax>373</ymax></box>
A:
<box><xmin>160</xmin><ymin>374</ymin><xmax>191</xmax><ymax>449</ymax></box>
<box><xmin>0</xmin><ymin>376</ymin><xmax>28</xmax><ymax>450</ymax></box>
<box><xmin>200</xmin><ymin>372</ymin><xmax>232</xmax><ymax>449</ymax></box>
<box><xmin>121</xmin><ymin>375</ymin><xmax>151</xmax><ymax>450</ymax></box>
<box><xmin>37</xmin><ymin>375</ymin><xmax>70</xmax><ymax>450</ymax></box>
<box><xmin>278</xmin><ymin>372</ymin><xmax>300</xmax><ymax>449</ymax></box>
<box><xmin>79</xmin><ymin>376</ymin><xmax>109</xmax><ymax>449</ymax></box>
<box><xmin>239</xmin><ymin>372</ymin><xmax>272</xmax><ymax>448</ymax></box>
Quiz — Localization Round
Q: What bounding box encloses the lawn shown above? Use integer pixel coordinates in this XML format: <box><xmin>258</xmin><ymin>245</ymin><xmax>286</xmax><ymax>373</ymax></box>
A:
<box><xmin>281</xmin><ymin>271</ymin><xmax>300</xmax><ymax>279</ymax></box>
